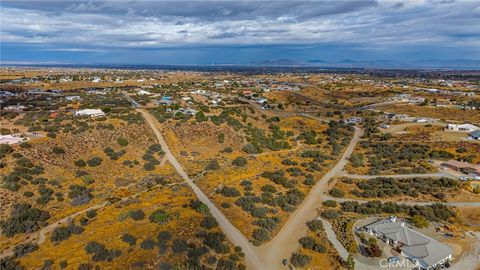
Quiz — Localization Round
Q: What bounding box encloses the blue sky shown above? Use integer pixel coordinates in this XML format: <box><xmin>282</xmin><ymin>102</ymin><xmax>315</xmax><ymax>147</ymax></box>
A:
<box><xmin>1</xmin><ymin>0</ymin><xmax>479</xmax><ymax>65</ymax></box>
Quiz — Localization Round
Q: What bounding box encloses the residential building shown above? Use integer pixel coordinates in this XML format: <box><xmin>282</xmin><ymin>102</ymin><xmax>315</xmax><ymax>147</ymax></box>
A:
<box><xmin>470</xmin><ymin>130</ymin><xmax>480</xmax><ymax>140</ymax></box>
<box><xmin>136</xmin><ymin>90</ymin><xmax>152</xmax><ymax>95</ymax></box>
<box><xmin>3</xmin><ymin>104</ymin><xmax>27</xmax><ymax>111</ymax></box>
<box><xmin>75</xmin><ymin>109</ymin><xmax>105</xmax><ymax>117</ymax></box>
<box><xmin>0</xmin><ymin>135</ymin><xmax>25</xmax><ymax>145</ymax></box>
<box><xmin>441</xmin><ymin>160</ymin><xmax>480</xmax><ymax>179</ymax></box>
<box><xmin>446</xmin><ymin>124</ymin><xmax>480</xmax><ymax>132</ymax></box>
<box><xmin>344</xmin><ymin>116</ymin><xmax>363</xmax><ymax>124</ymax></box>
<box><xmin>363</xmin><ymin>217</ymin><xmax>452</xmax><ymax>270</ymax></box>
<box><xmin>65</xmin><ymin>96</ymin><xmax>81</xmax><ymax>101</ymax></box>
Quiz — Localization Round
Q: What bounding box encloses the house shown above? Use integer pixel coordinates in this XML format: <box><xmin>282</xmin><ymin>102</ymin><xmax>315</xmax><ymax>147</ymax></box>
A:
<box><xmin>137</xmin><ymin>90</ymin><xmax>152</xmax><ymax>95</ymax></box>
<box><xmin>255</xmin><ymin>98</ymin><xmax>268</xmax><ymax>104</ymax></box>
<box><xmin>176</xmin><ymin>108</ymin><xmax>198</xmax><ymax>115</ymax></box>
<box><xmin>191</xmin><ymin>89</ymin><xmax>207</xmax><ymax>95</ymax></box>
<box><xmin>446</xmin><ymin>123</ymin><xmax>479</xmax><ymax>132</ymax></box>
<box><xmin>242</xmin><ymin>90</ymin><xmax>253</xmax><ymax>96</ymax></box>
<box><xmin>3</xmin><ymin>104</ymin><xmax>27</xmax><ymax>111</ymax></box>
<box><xmin>75</xmin><ymin>109</ymin><xmax>105</xmax><ymax>117</ymax></box>
<box><xmin>344</xmin><ymin>117</ymin><xmax>363</xmax><ymax>124</ymax></box>
<box><xmin>441</xmin><ymin>160</ymin><xmax>480</xmax><ymax>179</ymax></box>
<box><xmin>91</xmin><ymin>77</ymin><xmax>101</xmax><ymax>83</ymax></box>
<box><xmin>65</xmin><ymin>96</ymin><xmax>81</xmax><ymax>101</ymax></box>
<box><xmin>363</xmin><ymin>216</ymin><xmax>452</xmax><ymax>270</ymax></box>
<box><xmin>470</xmin><ymin>130</ymin><xmax>480</xmax><ymax>140</ymax></box>
<box><xmin>158</xmin><ymin>96</ymin><xmax>173</xmax><ymax>105</ymax></box>
<box><xmin>415</xmin><ymin>118</ymin><xmax>431</xmax><ymax>123</ymax></box>
<box><xmin>0</xmin><ymin>135</ymin><xmax>26</xmax><ymax>145</ymax></box>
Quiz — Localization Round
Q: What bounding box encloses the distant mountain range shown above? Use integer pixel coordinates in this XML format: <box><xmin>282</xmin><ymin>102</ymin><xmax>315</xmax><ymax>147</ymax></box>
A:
<box><xmin>250</xmin><ymin>59</ymin><xmax>480</xmax><ymax>70</ymax></box>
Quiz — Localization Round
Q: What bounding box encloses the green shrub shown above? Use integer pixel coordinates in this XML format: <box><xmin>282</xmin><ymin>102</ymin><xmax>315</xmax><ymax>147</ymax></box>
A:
<box><xmin>205</xmin><ymin>160</ymin><xmax>220</xmax><ymax>170</ymax></box>
<box><xmin>200</xmin><ymin>216</ymin><xmax>218</xmax><ymax>229</ymax></box>
<box><xmin>51</xmin><ymin>146</ymin><xmax>65</xmax><ymax>154</ymax></box>
<box><xmin>117</xmin><ymin>137</ymin><xmax>129</xmax><ymax>147</ymax></box>
<box><xmin>232</xmin><ymin>157</ymin><xmax>248</xmax><ymax>167</ymax></box>
<box><xmin>290</xmin><ymin>252</ymin><xmax>311</xmax><ymax>267</ymax></box>
<box><xmin>149</xmin><ymin>210</ymin><xmax>170</xmax><ymax>224</ymax></box>
<box><xmin>87</xmin><ymin>157</ymin><xmax>102</xmax><ymax>167</ymax></box>
<box><xmin>329</xmin><ymin>188</ymin><xmax>345</xmax><ymax>198</ymax></box>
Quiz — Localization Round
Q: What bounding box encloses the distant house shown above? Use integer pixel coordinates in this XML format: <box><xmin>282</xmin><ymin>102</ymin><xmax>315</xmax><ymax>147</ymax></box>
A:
<box><xmin>242</xmin><ymin>90</ymin><xmax>253</xmax><ymax>96</ymax></box>
<box><xmin>176</xmin><ymin>108</ymin><xmax>198</xmax><ymax>115</ymax></box>
<box><xmin>91</xmin><ymin>77</ymin><xmax>101</xmax><ymax>83</ymax></box>
<box><xmin>446</xmin><ymin>123</ymin><xmax>479</xmax><ymax>132</ymax></box>
<box><xmin>3</xmin><ymin>104</ymin><xmax>27</xmax><ymax>111</ymax></box>
<box><xmin>158</xmin><ymin>96</ymin><xmax>173</xmax><ymax>105</ymax></box>
<box><xmin>415</xmin><ymin>118</ymin><xmax>431</xmax><ymax>123</ymax></box>
<box><xmin>363</xmin><ymin>216</ymin><xmax>452</xmax><ymax>270</ymax></box>
<box><xmin>0</xmin><ymin>135</ymin><xmax>25</xmax><ymax>145</ymax></box>
<box><xmin>136</xmin><ymin>90</ymin><xmax>151</xmax><ymax>95</ymax></box>
<box><xmin>441</xmin><ymin>160</ymin><xmax>480</xmax><ymax>179</ymax></box>
<box><xmin>191</xmin><ymin>89</ymin><xmax>207</xmax><ymax>95</ymax></box>
<box><xmin>75</xmin><ymin>109</ymin><xmax>105</xmax><ymax>117</ymax></box>
<box><xmin>65</xmin><ymin>96</ymin><xmax>81</xmax><ymax>101</ymax></box>
<box><xmin>470</xmin><ymin>130</ymin><xmax>480</xmax><ymax>140</ymax></box>
<box><xmin>344</xmin><ymin>116</ymin><xmax>363</xmax><ymax>124</ymax></box>
<box><xmin>255</xmin><ymin>98</ymin><xmax>268</xmax><ymax>104</ymax></box>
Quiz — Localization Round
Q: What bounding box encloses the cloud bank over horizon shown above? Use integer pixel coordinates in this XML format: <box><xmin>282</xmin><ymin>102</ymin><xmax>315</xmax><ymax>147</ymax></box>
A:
<box><xmin>1</xmin><ymin>0</ymin><xmax>480</xmax><ymax>65</ymax></box>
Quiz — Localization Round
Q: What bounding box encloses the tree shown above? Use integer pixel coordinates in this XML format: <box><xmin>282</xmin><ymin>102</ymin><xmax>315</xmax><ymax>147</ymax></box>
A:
<box><xmin>329</xmin><ymin>188</ymin><xmax>345</xmax><ymax>198</ymax></box>
<box><xmin>321</xmin><ymin>209</ymin><xmax>339</xmax><ymax>220</ymax></box>
<box><xmin>117</xmin><ymin>137</ymin><xmax>129</xmax><ymax>147</ymax></box>
<box><xmin>306</xmin><ymin>219</ymin><xmax>323</xmax><ymax>232</ymax></box>
<box><xmin>149</xmin><ymin>210</ymin><xmax>170</xmax><ymax>224</ymax></box>
<box><xmin>251</xmin><ymin>228</ymin><xmax>270</xmax><ymax>245</ymax></box>
<box><xmin>121</xmin><ymin>233</ymin><xmax>137</xmax><ymax>246</ymax></box>
<box><xmin>172</xmin><ymin>239</ymin><xmax>188</xmax><ymax>253</ymax></box>
<box><xmin>52</xmin><ymin>146</ymin><xmax>65</xmax><ymax>154</ymax></box>
<box><xmin>129</xmin><ymin>209</ymin><xmax>145</xmax><ymax>221</ymax></box>
<box><xmin>217</xmin><ymin>133</ymin><xmax>225</xmax><ymax>143</ymax></box>
<box><xmin>350</xmin><ymin>153</ymin><xmax>363</xmax><ymax>167</ymax></box>
<box><xmin>74</xmin><ymin>159</ymin><xmax>87</xmax><ymax>167</ymax></box>
<box><xmin>140</xmin><ymin>239</ymin><xmax>156</xmax><ymax>250</ymax></box>
<box><xmin>87</xmin><ymin>157</ymin><xmax>102</xmax><ymax>167</ymax></box>
<box><xmin>200</xmin><ymin>216</ymin><xmax>218</xmax><ymax>229</ymax></box>
<box><xmin>205</xmin><ymin>160</ymin><xmax>220</xmax><ymax>170</ymax></box>
<box><xmin>242</xmin><ymin>143</ymin><xmax>260</xmax><ymax>154</ymax></box>
<box><xmin>322</xmin><ymin>200</ymin><xmax>337</xmax><ymax>208</ymax></box>
<box><xmin>411</xmin><ymin>215</ymin><xmax>429</xmax><ymax>229</ymax></box>
<box><xmin>346</xmin><ymin>255</ymin><xmax>355</xmax><ymax>270</ymax></box>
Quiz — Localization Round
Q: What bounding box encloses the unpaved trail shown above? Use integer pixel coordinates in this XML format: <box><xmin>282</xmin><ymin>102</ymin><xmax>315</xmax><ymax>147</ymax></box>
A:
<box><xmin>137</xmin><ymin>109</ymin><xmax>265</xmax><ymax>270</ymax></box>
<box><xmin>340</xmin><ymin>171</ymin><xmax>456</xmax><ymax>179</ymax></box>
<box><xmin>252</xmin><ymin>127</ymin><xmax>363</xmax><ymax>269</ymax></box>
<box><xmin>322</xmin><ymin>195</ymin><xmax>480</xmax><ymax>207</ymax></box>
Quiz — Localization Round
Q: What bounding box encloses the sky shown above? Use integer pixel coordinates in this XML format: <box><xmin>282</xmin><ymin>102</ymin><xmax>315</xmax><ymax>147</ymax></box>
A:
<box><xmin>1</xmin><ymin>0</ymin><xmax>479</xmax><ymax>65</ymax></box>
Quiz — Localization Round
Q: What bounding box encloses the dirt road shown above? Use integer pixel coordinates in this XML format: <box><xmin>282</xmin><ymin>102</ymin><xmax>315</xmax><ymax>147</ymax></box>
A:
<box><xmin>340</xmin><ymin>171</ymin><xmax>456</xmax><ymax>179</ymax></box>
<box><xmin>322</xmin><ymin>195</ymin><xmax>480</xmax><ymax>207</ymax></box>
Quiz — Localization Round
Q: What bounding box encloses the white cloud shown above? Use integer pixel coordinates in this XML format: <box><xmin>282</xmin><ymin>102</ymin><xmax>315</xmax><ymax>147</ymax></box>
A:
<box><xmin>0</xmin><ymin>0</ymin><xmax>479</xmax><ymax>52</ymax></box>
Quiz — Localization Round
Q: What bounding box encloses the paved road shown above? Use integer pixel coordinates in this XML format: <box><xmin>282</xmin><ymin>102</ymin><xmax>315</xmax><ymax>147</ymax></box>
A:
<box><xmin>252</xmin><ymin>127</ymin><xmax>364</xmax><ymax>269</ymax></box>
<box><xmin>340</xmin><ymin>171</ymin><xmax>456</xmax><ymax>180</ymax></box>
<box><xmin>137</xmin><ymin>109</ymin><xmax>265</xmax><ymax>270</ymax></box>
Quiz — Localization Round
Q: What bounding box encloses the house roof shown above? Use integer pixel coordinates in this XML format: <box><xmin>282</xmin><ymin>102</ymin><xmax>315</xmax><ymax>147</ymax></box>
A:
<box><xmin>447</xmin><ymin>123</ymin><xmax>479</xmax><ymax>130</ymax></box>
<box><xmin>364</xmin><ymin>218</ymin><xmax>452</xmax><ymax>268</ymax></box>
<box><xmin>441</xmin><ymin>160</ymin><xmax>480</xmax><ymax>172</ymax></box>
<box><xmin>471</xmin><ymin>130</ymin><xmax>480</xmax><ymax>138</ymax></box>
